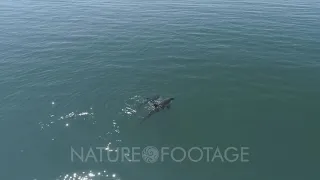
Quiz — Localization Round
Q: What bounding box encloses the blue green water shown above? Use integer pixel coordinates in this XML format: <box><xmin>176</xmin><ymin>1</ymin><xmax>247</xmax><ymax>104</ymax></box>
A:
<box><xmin>1</xmin><ymin>0</ymin><xmax>320</xmax><ymax>179</ymax></box>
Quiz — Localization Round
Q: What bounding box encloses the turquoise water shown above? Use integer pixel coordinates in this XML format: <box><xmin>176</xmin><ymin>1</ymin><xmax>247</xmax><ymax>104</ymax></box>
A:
<box><xmin>1</xmin><ymin>0</ymin><xmax>320</xmax><ymax>179</ymax></box>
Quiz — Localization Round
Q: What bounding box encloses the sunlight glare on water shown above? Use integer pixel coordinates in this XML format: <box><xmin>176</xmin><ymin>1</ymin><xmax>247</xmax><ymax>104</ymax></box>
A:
<box><xmin>1</xmin><ymin>0</ymin><xmax>319</xmax><ymax>179</ymax></box>
<box><xmin>56</xmin><ymin>171</ymin><xmax>120</xmax><ymax>180</ymax></box>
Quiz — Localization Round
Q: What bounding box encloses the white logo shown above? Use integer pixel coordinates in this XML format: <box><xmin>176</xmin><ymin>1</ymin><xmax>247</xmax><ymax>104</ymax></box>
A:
<box><xmin>142</xmin><ymin>146</ymin><xmax>159</xmax><ymax>163</ymax></box>
<box><xmin>70</xmin><ymin>146</ymin><xmax>250</xmax><ymax>163</ymax></box>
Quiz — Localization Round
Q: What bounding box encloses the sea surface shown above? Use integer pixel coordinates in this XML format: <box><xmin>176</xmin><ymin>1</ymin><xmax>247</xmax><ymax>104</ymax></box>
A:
<box><xmin>1</xmin><ymin>0</ymin><xmax>320</xmax><ymax>179</ymax></box>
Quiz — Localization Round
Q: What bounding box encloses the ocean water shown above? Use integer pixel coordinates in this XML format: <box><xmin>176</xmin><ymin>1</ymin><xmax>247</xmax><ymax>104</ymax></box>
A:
<box><xmin>1</xmin><ymin>0</ymin><xmax>320</xmax><ymax>179</ymax></box>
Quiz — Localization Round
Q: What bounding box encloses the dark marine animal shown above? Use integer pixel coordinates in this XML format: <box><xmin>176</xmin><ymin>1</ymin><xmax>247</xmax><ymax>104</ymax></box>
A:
<box><xmin>140</xmin><ymin>97</ymin><xmax>175</xmax><ymax>124</ymax></box>
<box><xmin>139</xmin><ymin>95</ymin><xmax>160</xmax><ymax>108</ymax></box>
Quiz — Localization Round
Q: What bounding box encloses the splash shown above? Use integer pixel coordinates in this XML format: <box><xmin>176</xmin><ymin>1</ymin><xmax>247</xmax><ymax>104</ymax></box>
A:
<box><xmin>39</xmin><ymin>107</ymin><xmax>95</xmax><ymax>130</ymax></box>
<box><xmin>58</xmin><ymin>111</ymin><xmax>94</xmax><ymax>120</ymax></box>
<box><xmin>121</xmin><ymin>106</ymin><xmax>137</xmax><ymax>115</ymax></box>
<box><xmin>120</xmin><ymin>95</ymin><xmax>159</xmax><ymax>118</ymax></box>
